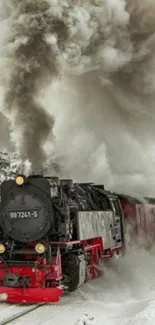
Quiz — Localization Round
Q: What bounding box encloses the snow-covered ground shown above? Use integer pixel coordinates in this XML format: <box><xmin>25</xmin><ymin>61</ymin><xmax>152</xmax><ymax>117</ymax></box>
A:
<box><xmin>1</xmin><ymin>245</ymin><xmax>155</xmax><ymax>325</ymax></box>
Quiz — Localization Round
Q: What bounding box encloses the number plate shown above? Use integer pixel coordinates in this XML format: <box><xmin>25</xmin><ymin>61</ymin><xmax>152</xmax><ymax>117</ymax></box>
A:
<box><xmin>9</xmin><ymin>210</ymin><xmax>39</xmax><ymax>219</ymax></box>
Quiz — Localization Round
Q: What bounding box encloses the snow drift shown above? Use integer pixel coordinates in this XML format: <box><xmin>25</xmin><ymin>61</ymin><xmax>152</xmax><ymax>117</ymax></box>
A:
<box><xmin>74</xmin><ymin>314</ymin><xmax>99</xmax><ymax>325</ymax></box>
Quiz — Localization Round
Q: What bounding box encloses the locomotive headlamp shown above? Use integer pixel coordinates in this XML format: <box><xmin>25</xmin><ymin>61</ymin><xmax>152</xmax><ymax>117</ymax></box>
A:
<box><xmin>35</xmin><ymin>243</ymin><xmax>45</xmax><ymax>254</ymax></box>
<box><xmin>0</xmin><ymin>244</ymin><xmax>5</xmax><ymax>254</ymax></box>
<box><xmin>15</xmin><ymin>176</ymin><xmax>24</xmax><ymax>186</ymax></box>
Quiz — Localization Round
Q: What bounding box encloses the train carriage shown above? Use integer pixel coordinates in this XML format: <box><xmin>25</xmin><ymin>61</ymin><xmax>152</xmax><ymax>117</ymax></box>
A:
<box><xmin>119</xmin><ymin>194</ymin><xmax>155</xmax><ymax>247</ymax></box>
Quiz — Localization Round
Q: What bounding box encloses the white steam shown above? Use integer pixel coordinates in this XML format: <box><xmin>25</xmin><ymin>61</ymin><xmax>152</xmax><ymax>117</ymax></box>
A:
<box><xmin>0</xmin><ymin>0</ymin><xmax>155</xmax><ymax>195</ymax></box>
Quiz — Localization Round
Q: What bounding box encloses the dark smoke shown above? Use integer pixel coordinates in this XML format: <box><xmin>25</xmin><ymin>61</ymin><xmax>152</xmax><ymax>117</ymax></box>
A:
<box><xmin>3</xmin><ymin>0</ymin><xmax>68</xmax><ymax>172</ymax></box>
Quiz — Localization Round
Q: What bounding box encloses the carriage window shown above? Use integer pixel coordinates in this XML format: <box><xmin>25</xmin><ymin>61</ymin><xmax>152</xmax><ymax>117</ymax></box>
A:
<box><xmin>110</xmin><ymin>199</ymin><xmax>121</xmax><ymax>216</ymax></box>
<box><xmin>137</xmin><ymin>207</ymin><xmax>141</xmax><ymax>226</ymax></box>
<box><xmin>151</xmin><ymin>208</ymin><xmax>155</xmax><ymax>223</ymax></box>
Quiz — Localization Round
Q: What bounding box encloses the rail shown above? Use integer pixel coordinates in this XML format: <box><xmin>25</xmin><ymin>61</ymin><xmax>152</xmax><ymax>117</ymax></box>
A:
<box><xmin>0</xmin><ymin>303</ymin><xmax>45</xmax><ymax>325</ymax></box>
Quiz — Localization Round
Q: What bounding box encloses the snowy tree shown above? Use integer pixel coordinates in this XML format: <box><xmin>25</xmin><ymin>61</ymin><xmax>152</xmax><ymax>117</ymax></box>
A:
<box><xmin>0</xmin><ymin>149</ymin><xmax>22</xmax><ymax>184</ymax></box>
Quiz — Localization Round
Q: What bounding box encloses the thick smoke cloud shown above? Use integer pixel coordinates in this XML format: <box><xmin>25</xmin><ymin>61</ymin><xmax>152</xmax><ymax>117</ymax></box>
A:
<box><xmin>0</xmin><ymin>0</ymin><xmax>155</xmax><ymax>195</ymax></box>
<box><xmin>0</xmin><ymin>0</ymin><xmax>68</xmax><ymax>171</ymax></box>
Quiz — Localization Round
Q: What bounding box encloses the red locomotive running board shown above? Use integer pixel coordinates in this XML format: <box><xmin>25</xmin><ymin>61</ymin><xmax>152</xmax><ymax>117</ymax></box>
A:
<box><xmin>0</xmin><ymin>287</ymin><xmax>63</xmax><ymax>303</ymax></box>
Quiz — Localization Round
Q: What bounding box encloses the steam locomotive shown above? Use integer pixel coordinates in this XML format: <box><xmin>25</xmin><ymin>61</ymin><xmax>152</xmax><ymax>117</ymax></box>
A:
<box><xmin>0</xmin><ymin>174</ymin><xmax>154</xmax><ymax>304</ymax></box>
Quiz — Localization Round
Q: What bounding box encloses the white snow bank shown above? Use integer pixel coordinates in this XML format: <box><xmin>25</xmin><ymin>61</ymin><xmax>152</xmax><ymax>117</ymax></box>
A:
<box><xmin>129</xmin><ymin>299</ymin><xmax>155</xmax><ymax>325</ymax></box>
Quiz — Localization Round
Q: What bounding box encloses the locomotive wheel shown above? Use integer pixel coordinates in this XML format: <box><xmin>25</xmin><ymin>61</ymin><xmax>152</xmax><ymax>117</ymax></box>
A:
<box><xmin>62</xmin><ymin>254</ymin><xmax>80</xmax><ymax>292</ymax></box>
<box><xmin>63</xmin><ymin>254</ymin><xmax>80</xmax><ymax>269</ymax></box>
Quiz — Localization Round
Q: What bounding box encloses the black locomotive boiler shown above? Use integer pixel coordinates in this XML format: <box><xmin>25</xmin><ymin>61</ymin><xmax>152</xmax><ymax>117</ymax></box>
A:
<box><xmin>0</xmin><ymin>174</ymin><xmax>124</xmax><ymax>303</ymax></box>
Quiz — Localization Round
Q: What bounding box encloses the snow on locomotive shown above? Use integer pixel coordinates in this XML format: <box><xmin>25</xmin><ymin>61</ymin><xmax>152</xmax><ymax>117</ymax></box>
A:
<box><xmin>0</xmin><ymin>175</ymin><xmax>124</xmax><ymax>303</ymax></box>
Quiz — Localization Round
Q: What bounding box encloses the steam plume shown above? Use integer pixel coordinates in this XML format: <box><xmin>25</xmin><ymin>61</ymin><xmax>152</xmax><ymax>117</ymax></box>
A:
<box><xmin>0</xmin><ymin>0</ymin><xmax>68</xmax><ymax>171</ymax></box>
<box><xmin>0</xmin><ymin>0</ymin><xmax>155</xmax><ymax>195</ymax></box>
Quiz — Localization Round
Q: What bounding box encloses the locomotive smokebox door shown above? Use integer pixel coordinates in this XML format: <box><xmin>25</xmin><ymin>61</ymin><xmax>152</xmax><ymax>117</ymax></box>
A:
<box><xmin>0</xmin><ymin>176</ymin><xmax>54</xmax><ymax>243</ymax></box>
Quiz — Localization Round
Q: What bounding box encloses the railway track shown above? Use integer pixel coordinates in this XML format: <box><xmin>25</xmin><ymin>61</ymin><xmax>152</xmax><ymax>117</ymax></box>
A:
<box><xmin>0</xmin><ymin>303</ymin><xmax>45</xmax><ymax>325</ymax></box>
